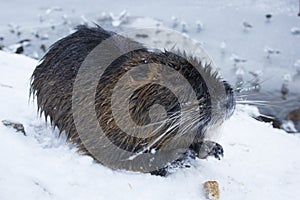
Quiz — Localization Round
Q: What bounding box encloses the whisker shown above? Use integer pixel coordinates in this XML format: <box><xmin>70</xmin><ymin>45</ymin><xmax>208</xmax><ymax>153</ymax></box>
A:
<box><xmin>235</xmin><ymin>93</ymin><xmax>261</xmax><ymax>98</ymax></box>
<box><xmin>236</xmin><ymin>100</ymin><xmax>281</xmax><ymax>108</ymax></box>
<box><xmin>236</xmin><ymin>100</ymin><xmax>269</xmax><ymax>104</ymax></box>
<box><xmin>235</xmin><ymin>75</ymin><xmax>275</xmax><ymax>93</ymax></box>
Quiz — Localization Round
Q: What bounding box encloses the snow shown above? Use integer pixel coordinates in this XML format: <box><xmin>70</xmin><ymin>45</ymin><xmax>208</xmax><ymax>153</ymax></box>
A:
<box><xmin>0</xmin><ymin>50</ymin><xmax>300</xmax><ymax>200</ymax></box>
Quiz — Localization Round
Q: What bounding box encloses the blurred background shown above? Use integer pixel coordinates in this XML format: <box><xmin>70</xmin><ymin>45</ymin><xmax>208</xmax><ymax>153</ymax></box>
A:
<box><xmin>0</xmin><ymin>0</ymin><xmax>299</xmax><ymax>132</ymax></box>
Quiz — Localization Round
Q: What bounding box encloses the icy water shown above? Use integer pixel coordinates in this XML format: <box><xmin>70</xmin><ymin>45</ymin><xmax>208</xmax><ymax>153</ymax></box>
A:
<box><xmin>0</xmin><ymin>0</ymin><xmax>299</xmax><ymax>131</ymax></box>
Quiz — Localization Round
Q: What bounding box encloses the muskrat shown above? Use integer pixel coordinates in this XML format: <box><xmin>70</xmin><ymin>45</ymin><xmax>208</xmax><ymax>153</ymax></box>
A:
<box><xmin>30</xmin><ymin>25</ymin><xmax>235</xmax><ymax>175</ymax></box>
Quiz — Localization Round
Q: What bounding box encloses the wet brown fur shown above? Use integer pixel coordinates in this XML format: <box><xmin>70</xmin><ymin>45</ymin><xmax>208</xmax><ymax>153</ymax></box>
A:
<box><xmin>31</xmin><ymin>25</ymin><xmax>235</xmax><ymax>174</ymax></box>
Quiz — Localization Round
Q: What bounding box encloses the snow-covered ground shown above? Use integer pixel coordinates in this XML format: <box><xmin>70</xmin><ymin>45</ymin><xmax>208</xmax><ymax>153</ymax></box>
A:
<box><xmin>0</xmin><ymin>50</ymin><xmax>300</xmax><ymax>199</ymax></box>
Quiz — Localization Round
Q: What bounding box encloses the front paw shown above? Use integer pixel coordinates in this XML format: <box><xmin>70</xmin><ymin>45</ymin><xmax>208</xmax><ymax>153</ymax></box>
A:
<box><xmin>210</xmin><ymin>142</ymin><xmax>224</xmax><ymax>160</ymax></box>
<box><xmin>190</xmin><ymin>141</ymin><xmax>224</xmax><ymax>160</ymax></box>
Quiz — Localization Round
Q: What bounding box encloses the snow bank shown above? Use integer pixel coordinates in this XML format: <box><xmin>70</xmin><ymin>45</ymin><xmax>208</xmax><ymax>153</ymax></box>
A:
<box><xmin>0</xmin><ymin>51</ymin><xmax>300</xmax><ymax>200</ymax></box>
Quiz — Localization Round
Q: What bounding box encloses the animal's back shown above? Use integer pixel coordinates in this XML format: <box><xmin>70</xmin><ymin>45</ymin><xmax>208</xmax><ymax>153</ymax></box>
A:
<box><xmin>31</xmin><ymin>26</ymin><xmax>116</xmax><ymax>144</ymax></box>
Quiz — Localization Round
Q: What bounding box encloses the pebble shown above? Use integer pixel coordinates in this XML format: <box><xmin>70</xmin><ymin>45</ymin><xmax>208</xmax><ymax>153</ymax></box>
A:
<box><xmin>254</xmin><ymin>115</ymin><xmax>282</xmax><ymax>129</ymax></box>
<box><xmin>15</xmin><ymin>46</ymin><xmax>24</xmax><ymax>54</ymax></box>
<box><xmin>2</xmin><ymin>119</ymin><xmax>26</xmax><ymax>136</ymax></box>
<box><xmin>203</xmin><ymin>181</ymin><xmax>220</xmax><ymax>200</ymax></box>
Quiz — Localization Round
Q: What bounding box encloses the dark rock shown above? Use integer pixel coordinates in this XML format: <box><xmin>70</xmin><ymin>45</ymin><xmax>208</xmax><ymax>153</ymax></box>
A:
<box><xmin>2</xmin><ymin>120</ymin><xmax>26</xmax><ymax>136</ymax></box>
<box><xmin>254</xmin><ymin>115</ymin><xmax>282</xmax><ymax>129</ymax></box>
<box><xmin>15</xmin><ymin>46</ymin><xmax>24</xmax><ymax>54</ymax></box>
